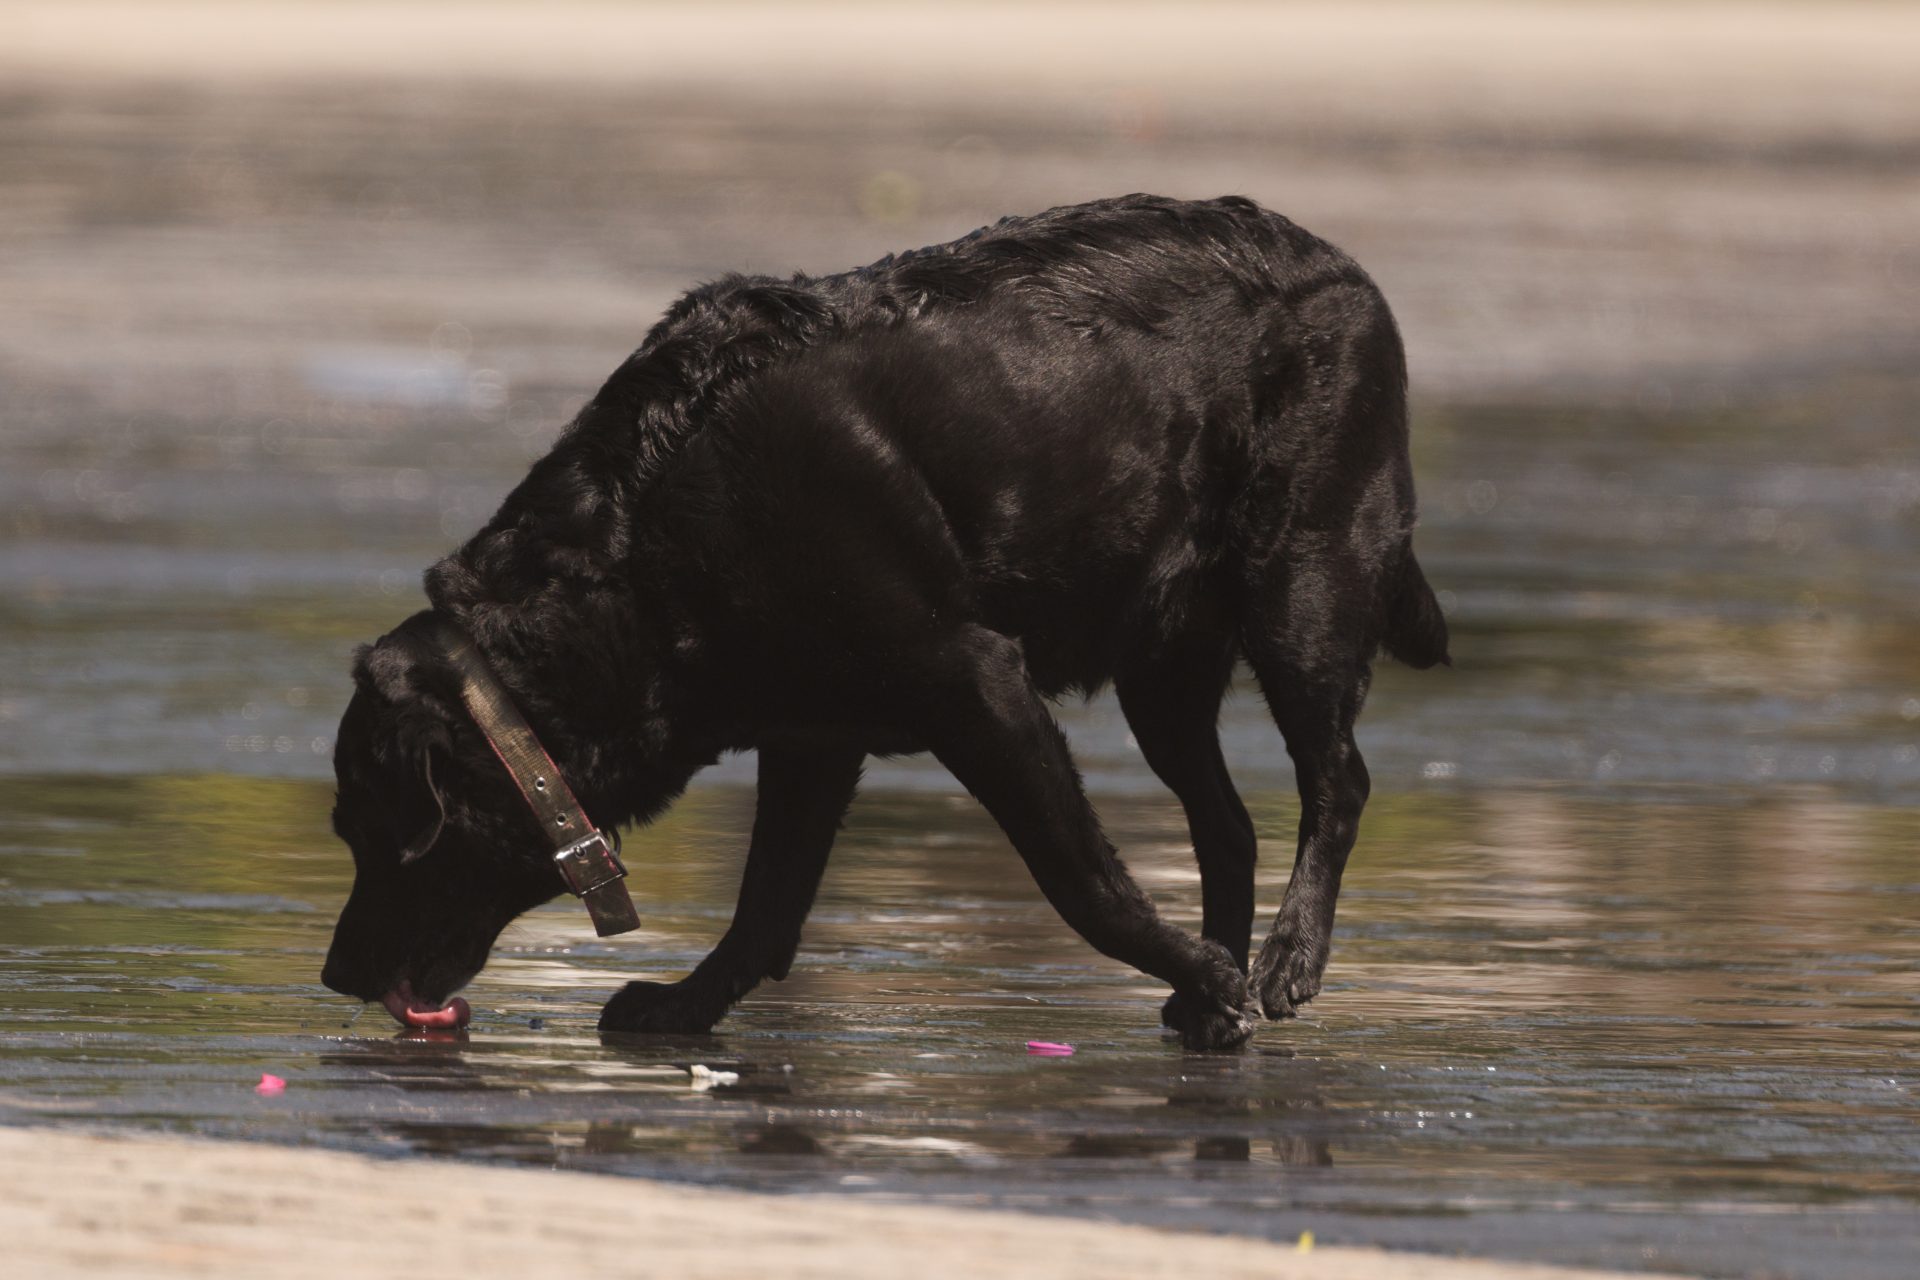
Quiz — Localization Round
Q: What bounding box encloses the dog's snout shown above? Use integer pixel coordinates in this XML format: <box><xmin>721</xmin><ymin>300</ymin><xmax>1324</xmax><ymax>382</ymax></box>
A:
<box><xmin>320</xmin><ymin>950</ymin><xmax>380</xmax><ymax>1002</ymax></box>
<box><xmin>321</xmin><ymin>901</ymin><xmax>390</xmax><ymax>1002</ymax></box>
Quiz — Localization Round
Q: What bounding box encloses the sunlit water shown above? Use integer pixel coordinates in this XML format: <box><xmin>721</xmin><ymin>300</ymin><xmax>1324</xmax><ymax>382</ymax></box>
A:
<box><xmin>3</xmin><ymin>386</ymin><xmax>1919</xmax><ymax>1279</ymax></box>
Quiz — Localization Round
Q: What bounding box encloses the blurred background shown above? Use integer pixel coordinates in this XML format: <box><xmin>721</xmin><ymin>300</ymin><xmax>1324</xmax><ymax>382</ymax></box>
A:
<box><xmin>2</xmin><ymin>0</ymin><xmax>1918</xmax><ymax>792</ymax></box>
<box><xmin>2</xmin><ymin>5</ymin><xmax>1918</xmax><ymax>1277</ymax></box>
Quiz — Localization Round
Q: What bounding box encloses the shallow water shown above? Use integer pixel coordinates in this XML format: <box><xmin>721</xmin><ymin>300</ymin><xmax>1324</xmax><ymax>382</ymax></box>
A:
<box><xmin>2</xmin><ymin>779</ymin><xmax>1918</xmax><ymax>1277</ymax></box>
<box><xmin>3</xmin><ymin>386</ymin><xmax>1920</xmax><ymax>1279</ymax></box>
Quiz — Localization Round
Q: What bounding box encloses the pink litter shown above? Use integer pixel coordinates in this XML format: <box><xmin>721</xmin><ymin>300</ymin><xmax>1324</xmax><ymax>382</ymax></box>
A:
<box><xmin>255</xmin><ymin>1073</ymin><xmax>287</xmax><ymax>1095</ymax></box>
<box><xmin>1026</xmin><ymin>1041</ymin><xmax>1074</xmax><ymax>1056</ymax></box>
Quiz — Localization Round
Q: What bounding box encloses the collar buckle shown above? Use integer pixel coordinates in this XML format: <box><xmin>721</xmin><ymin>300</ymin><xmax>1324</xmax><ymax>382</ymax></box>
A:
<box><xmin>553</xmin><ymin>830</ymin><xmax>641</xmax><ymax>937</ymax></box>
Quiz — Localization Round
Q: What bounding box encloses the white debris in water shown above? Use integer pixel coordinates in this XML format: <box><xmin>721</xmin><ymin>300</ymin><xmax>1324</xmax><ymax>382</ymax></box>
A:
<box><xmin>841</xmin><ymin>1135</ymin><xmax>978</xmax><ymax>1154</ymax></box>
<box><xmin>687</xmin><ymin>1064</ymin><xmax>739</xmax><ymax>1090</ymax></box>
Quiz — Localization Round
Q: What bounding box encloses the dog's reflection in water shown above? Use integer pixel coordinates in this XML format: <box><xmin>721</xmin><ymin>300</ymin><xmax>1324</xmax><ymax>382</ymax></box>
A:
<box><xmin>1058</xmin><ymin>1097</ymin><xmax>1334</xmax><ymax>1167</ymax></box>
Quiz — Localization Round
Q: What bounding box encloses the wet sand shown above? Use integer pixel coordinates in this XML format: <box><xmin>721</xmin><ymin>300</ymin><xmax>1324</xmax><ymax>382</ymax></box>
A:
<box><xmin>4</xmin><ymin>1127</ymin><xmax>1687</xmax><ymax>1280</ymax></box>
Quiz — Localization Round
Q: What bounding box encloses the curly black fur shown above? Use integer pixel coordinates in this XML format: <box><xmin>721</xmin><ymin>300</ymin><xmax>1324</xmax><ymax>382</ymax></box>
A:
<box><xmin>321</xmin><ymin>194</ymin><xmax>1448</xmax><ymax>1050</ymax></box>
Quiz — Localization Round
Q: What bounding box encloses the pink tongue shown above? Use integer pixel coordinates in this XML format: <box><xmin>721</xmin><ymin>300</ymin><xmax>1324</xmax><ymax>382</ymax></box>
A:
<box><xmin>403</xmin><ymin>996</ymin><xmax>471</xmax><ymax>1028</ymax></box>
<box><xmin>380</xmin><ymin>988</ymin><xmax>472</xmax><ymax>1029</ymax></box>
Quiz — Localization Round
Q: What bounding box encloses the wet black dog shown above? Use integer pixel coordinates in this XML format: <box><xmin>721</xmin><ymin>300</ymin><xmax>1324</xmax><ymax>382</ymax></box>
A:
<box><xmin>320</xmin><ymin>194</ymin><xmax>1448</xmax><ymax>1050</ymax></box>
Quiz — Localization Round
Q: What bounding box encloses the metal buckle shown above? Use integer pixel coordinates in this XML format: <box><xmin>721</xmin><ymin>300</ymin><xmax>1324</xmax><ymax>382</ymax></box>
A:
<box><xmin>553</xmin><ymin>829</ymin><xmax>625</xmax><ymax>895</ymax></box>
<box><xmin>553</xmin><ymin>830</ymin><xmax>641</xmax><ymax>937</ymax></box>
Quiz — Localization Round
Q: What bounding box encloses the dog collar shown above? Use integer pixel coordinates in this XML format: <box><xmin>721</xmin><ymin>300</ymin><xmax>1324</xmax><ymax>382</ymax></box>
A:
<box><xmin>423</xmin><ymin>615</ymin><xmax>641</xmax><ymax>937</ymax></box>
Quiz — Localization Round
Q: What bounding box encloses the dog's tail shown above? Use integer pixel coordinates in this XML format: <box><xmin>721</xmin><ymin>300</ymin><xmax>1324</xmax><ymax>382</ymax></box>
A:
<box><xmin>1382</xmin><ymin>541</ymin><xmax>1450</xmax><ymax>669</ymax></box>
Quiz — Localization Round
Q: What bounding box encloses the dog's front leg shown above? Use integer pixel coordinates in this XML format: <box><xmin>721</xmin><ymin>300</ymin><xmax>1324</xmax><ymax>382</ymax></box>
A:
<box><xmin>599</xmin><ymin>746</ymin><xmax>863</xmax><ymax>1035</ymax></box>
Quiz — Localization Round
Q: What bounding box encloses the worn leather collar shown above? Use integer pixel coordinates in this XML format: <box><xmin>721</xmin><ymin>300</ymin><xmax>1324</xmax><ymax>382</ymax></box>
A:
<box><xmin>421</xmin><ymin>614</ymin><xmax>641</xmax><ymax>937</ymax></box>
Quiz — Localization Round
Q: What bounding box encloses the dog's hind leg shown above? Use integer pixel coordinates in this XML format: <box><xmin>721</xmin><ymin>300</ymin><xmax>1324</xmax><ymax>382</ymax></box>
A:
<box><xmin>1116</xmin><ymin>636</ymin><xmax>1255</xmax><ymax>968</ymax></box>
<box><xmin>1240</xmin><ymin>535</ymin><xmax>1377</xmax><ymax>1021</ymax></box>
<box><xmin>918</xmin><ymin>625</ymin><xmax>1254</xmax><ymax>1050</ymax></box>
<box><xmin>1115</xmin><ymin>633</ymin><xmax>1258</xmax><ymax>1032</ymax></box>
<box><xmin>1234</xmin><ymin>274</ymin><xmax>1421</xmax><ymax>1020</ymax></box>
<box><xmin>598</xmin><ymin>745</ymin><xmax>862</xmax><ymax>1035</ymax></box>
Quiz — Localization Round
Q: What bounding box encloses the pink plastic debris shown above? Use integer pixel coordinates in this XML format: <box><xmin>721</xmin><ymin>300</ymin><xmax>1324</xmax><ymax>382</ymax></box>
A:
<box><xmin>255</xmin><ymin>1073</ymin><xmax>287</xmax><ymax>1095</ymax></box>
<box><xmin>1025</xmin><ymin>1041</ymin><xmax>1074</xmax><ymax>1056</ymax></box>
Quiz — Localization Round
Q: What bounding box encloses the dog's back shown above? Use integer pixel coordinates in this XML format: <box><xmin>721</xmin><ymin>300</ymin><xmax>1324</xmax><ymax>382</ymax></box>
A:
<box><xmin>446</xmin><ymin>195</ymin><xmax>1438</xmax><ymax>695</ymax></box>
<box><xmin>549</xmin><ymin>194</ymin><xmax>1365</xmax><ymax>478</ymax></box>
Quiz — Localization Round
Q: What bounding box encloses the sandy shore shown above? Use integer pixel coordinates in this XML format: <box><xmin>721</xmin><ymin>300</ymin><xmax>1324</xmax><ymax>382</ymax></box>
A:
<box><xmin>6</xmin><ymin>1</ymin><xmax>1919</xmax><ymax>144</ymax></box>
<box><xmin>3</xmin><ymin>1126</ymin><xmax>1690</xmax><ymax>1280</ymax></box>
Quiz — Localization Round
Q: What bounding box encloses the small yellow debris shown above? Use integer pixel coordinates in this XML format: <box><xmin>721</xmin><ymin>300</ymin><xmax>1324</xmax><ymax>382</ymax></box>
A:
<box><xmin>1296</xmin><ymin>1231</ymin><xmax>1315</xmax><ymax>1253</ymax></box>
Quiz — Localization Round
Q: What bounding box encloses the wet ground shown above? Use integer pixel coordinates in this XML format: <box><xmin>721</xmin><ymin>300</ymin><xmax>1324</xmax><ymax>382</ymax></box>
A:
<box><xmin>3</xmin><ymin>52</ymin><xmax>1920</xmax><ymax>1280</ymax></box>
<box><xmin>3</xmin><ymin>779</ymin><xmax>1919</xmax><ymax>1279</ymax></box>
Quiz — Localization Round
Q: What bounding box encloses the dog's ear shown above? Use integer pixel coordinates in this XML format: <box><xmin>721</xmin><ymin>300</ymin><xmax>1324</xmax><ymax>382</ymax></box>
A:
<box><xmin>354</xmin><ymin>609</ymin><xmax>459</xmax><ymax>708</ymax></box>
<box><xmin>351</xmin><ymin>612</ymin><xmax>460</xmax><ymax>862</ymax></box>
<box><xmin>397</xmin><ymin>747</ymin><xmax>448</xmax><ymax>866</ymax></box>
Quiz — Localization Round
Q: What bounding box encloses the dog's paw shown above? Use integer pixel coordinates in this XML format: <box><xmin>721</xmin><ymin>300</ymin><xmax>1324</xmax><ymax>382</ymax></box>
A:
<box><xmin>1165</xmin><ymin>944</ymin><xmax>1257</xmax><ymax>1051</ymax></box>
<box><xmin>1250</xmin><ymin>931</ymin><xmax>1328</xmax><ymax>1020</ymax></box>
<box><xmin>1161</xmin><ymin>983</ymin><xmax>1246</xmax><ymax>1034</ymax></box>
<box><xmin>1178</xmin><ymin>1001</ymin><xmax>1257</xmax><ymax>1052</ymax></box>
<box><xmin>597</xmin><ymin>980</ymin><xmax>724</xmax><ymax>1035</ymax></box>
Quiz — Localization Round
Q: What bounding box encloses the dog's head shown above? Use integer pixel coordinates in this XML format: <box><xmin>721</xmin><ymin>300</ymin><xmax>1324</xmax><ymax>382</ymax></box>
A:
<box><xmin>320</xmin><ymin>611</ymin><xmax>565</xmax><ymax>1027</ymax></box>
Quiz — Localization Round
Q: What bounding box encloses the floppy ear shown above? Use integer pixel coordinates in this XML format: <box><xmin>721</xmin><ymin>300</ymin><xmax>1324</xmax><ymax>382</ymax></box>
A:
<box><xmin>351</xmin><ymin>613</ymin><xmax>461</xmax><ymax>862</ymax></box>
<box><xmin>397</xmin><ymin>746</ymin><xmax>449</xmax><ymax>865</ymax></box>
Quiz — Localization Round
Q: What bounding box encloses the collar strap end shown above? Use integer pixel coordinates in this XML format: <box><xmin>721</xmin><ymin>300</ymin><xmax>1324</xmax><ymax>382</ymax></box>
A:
<box><xmin>554</xmin><ymin>831</ymin><xmax>641</xmax><ymax>937</ymax></box>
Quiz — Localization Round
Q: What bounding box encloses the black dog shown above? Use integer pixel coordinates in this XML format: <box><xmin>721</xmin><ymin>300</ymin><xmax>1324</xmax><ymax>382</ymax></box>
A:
<box><xmin>320</xmin><ymin>194</ymin><xmax>1448</xmax><ymax>1050</ymax></box>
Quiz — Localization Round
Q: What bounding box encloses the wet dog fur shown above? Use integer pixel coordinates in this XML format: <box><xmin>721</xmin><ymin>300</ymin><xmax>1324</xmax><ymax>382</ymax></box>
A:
<box><xmin>319</xmin><ymin>194</ymin><xmax>1449</xmax><ymax>1050</ymax></box>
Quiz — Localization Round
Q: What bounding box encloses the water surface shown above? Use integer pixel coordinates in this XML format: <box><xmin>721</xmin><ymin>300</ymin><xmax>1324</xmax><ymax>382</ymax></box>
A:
<box><xmin>1</xmin><ymin>777</ymin><xmax>1917</xmax><ymax>1279</ymax></box>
